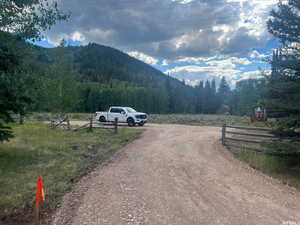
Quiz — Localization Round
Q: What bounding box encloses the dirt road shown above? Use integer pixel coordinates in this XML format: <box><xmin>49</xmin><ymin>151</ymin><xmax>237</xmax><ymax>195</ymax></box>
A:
<box><xmin>51</xmin><ymin>124</ymin><xmax>300</xmax><ymax>225</ymax></box>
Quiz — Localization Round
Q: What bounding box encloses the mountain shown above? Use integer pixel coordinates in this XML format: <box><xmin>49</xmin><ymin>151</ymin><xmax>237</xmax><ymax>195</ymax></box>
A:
<box><xmin>28</xmin><ymin>42</ymin><xmax>197</xmax><ymax>113</ymax></box>
<box><xmin>33</xmin><ymin>43</ymin><xmax>184</xmax><ymax>87</ymax></box>
<box><xmin>1</xmin><ymin>31</ymin><xmax>262</xmax><ymax>116</ymax></box>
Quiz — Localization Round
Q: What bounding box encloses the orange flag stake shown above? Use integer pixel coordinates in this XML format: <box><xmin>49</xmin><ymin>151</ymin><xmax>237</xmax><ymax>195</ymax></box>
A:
<box><xmin>36</xmin><ymin>177</ymin><xmax>45</xmax><ymax>209</ymax></box>
<box><xmin>35</xmin><ymin>177</ymin><xmax>45</xmax><ymax>225</ymax></box>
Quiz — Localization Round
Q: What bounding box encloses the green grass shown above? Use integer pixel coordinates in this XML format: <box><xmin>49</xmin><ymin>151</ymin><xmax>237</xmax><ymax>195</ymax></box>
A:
<box><xmin>27</xmin><ymin>113</ymin><xmax>273</xmax><ymax>127</ymax></box>
<box><xmin>148</xmin><ymin>114</ymin><xmax>272</xmax><ymax>127</ymax></box>
<box><xmin>26</xmin><ymin>112</ymin><xmax>91</xmax><ymax>121</ymax></box>
<box><xmin>0</xmin><ymin>122</ymin><xmax>142</xmax><ymax>224</ymax></box>
<box><xmin>229</xmin><ymin>143</ymin><xmax>300</xmax><ymax>190</ymax></box>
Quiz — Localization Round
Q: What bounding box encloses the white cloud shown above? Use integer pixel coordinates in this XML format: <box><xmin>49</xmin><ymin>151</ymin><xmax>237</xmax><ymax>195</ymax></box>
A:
<box><xmin>128</xmin><ymin>51</ymin><xmax>159</xmax><ymax>65</ymax></box>
<box><xmin>166</xmin><ymin>56</ymin><xmax>252</xmax><ymax>79</ymax></box>
<box><xmin>47</xmin><ymin>33</ymin><xmax>70</xmax><ymax>46</ymax></box>
<box><xmin>43</xmin><ymin>0</ymin><xmax>277</xmax><ymax>87</ymax></box>
<box><xmin>161</xmin><ymin>59</ymin><xmax>169</xmax><ymax>66</ymax></box>
<box><xmin>173</xmin><ymin>0</ymin><xmax>194</xmax><ymax>4</ymax></box>
<box><xmin>241</xmin><ymin>71</ymin><xmax>262</xmax><ymax>80</ymax></box>
<box><xmin>71</xmin><ymin>31</ymin><xmax>85</xmax><ymax>42</ymax></box>
<box><xmin>166</xmin><ymin>65</ymin><xmax>240</xmax><ymax>78</ymax></box>
<box><xmin>175</xmin><ymin>56</ymin><xmax>217</xmax><ymax>64</ymax></box>
<box><xmin>47</xmin><ymin>0</ymin><xmax>277</xmax><ymax>59</ymax></box>
<box><xmin>164</xmin><ymin>55</ymin><xmax>265</xmax><ymax>87</ymax></box>
<box><xmin>206</xmin><ymin>57</ymin><xmax>252</xmax><ymax>69</ymax></box>
<box><xmin>85</xmin><ymin>28</ymin><xmax>115</xmax><ymax>44</ymax></box>
<box><xmin>249</xmin><ymin>50</ymin><xmax>268</xmax><ymax>59</ymax></box>
<box><xmin>240</xmin><ymin>70</ymin><xmax>271</xmax><ymax>80</ymax></box>
<box><xmin>163</xmin><ymin>56</ymin><xmax>252</xmax><ymax>67</ymax></box>
<box><xmin>184</xmin><ymin>79</ymin><xmax>200</xmax><ymax>86</ymax></box>
<box><xmin>166</xmin><ymin>65</ymin><xmax>208</xmax><ymax>73</ymax></box>
<box><xmin>212</xmin><ymin>24</ymin><xmax>235</xmax><ymax>45</ymax></box>
<box><xmin>234</xmin><ymin>0</ymin><xmax>277</xmax><ymax>38</ymax></box>
<box><xmin>207</xmin><ymin>60</ymin><xmax>236</xmax><ymax>69</ymax></box>
<box><xmin>231</xmin><ymin>57</ymin><xmax>252</xmax><ymax>65</ymax></box>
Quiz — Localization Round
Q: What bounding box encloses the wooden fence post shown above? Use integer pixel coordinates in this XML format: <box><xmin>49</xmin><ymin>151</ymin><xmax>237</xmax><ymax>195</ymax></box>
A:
<box><xmin>88</xmin><ymin>114</ymin><xmax>93</xmax><ymax>132</ymax></box>
<box><xmin>114</xmin><ymin>117</ymin><xmax>118</xmax><ymax>134</ymax></box>
<box><xmin>50</xmin><ymin>120</ymin><xmax>54</xmax><ymax>129</ymax></box>
<box><xmin>222</xmin><ymin>124</ymin><xmax>226</xmax><ymax>145</ymax></box>
<box><xmin>19</xmin><ymin>113</ymin><xmax>24</xmax><ymax>125</ymax></box>
<box><xmin>66</xmin><ymin>116</ymin><xmax>70</xmax><ymax>130</ymax></box>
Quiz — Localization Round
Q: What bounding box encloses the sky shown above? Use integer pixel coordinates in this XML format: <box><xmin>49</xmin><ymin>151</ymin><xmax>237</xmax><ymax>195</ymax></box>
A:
<box><xmin>37</xmin><ymin>0</ymin><xmax>280</xmax><ymax>87</ymax></box>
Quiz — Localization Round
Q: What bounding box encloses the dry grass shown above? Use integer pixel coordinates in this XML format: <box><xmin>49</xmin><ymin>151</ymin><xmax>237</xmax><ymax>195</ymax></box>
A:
<box><xmin>148</xmin><ymin>114</ymin><xmax>272</xmax><ymax>127</ymax></box>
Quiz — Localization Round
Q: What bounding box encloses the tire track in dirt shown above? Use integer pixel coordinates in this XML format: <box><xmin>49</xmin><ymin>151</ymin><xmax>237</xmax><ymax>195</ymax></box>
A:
<box><xmin>51</xmin><ymin>124</ymin><xmax>300</xmax><ymax>225</ymax></box>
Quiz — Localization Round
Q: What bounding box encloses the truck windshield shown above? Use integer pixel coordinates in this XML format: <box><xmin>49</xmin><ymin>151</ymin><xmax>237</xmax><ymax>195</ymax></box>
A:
<box><xmin>125</xmin><ymin>107</ymin><xmax>136</xmax><ymax>113</ymax></box>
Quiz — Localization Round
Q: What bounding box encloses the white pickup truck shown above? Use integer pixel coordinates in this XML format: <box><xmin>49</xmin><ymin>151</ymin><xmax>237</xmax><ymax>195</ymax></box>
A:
<box><xmin>95</xmin><ymin>107</ymin><xmax>147</xmax><ymax>127</ymax></box>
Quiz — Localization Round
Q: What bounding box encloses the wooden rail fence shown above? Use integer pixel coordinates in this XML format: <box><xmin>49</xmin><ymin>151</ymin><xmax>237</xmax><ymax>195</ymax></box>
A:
<box><xmin>50</xmin><ymin>115</ymin><xmax>119</xmax><ymax>134</ymax></box>
<box><xmin>221</xmin><ymin>124</ymin><xmax>275</xmax><ymax>153</ymax></box>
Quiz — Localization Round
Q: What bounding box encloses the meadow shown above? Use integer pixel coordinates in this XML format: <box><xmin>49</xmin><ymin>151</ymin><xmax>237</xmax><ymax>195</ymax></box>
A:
<box><xmin>0</xmin><ymin>122</ymin><xmax>141</xmax><ymax>224</ymax></box>
<box><xmin>149</xmin><ymin>114</ymin><xmax>255</xmax><ymax>126</ymax></box>
<box><xmin>27</xmin><ymin>112</ymin><xmax>273</xmax><ymax>127</ymax></box>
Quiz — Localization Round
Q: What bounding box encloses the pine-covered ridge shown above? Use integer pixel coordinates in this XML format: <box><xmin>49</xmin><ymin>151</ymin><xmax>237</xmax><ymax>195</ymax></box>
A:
<box><xmin>32</xmin><ymin>43</ymin><xmax>179</xmax><ymax>87</ymax></box>
<box><xmin>28</xmin><ymin>42</ymin><xmax>198</xmax><ymax>113</ymax></box>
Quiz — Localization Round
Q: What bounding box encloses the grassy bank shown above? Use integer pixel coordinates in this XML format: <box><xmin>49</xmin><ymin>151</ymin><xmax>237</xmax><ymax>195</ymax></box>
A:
<box><xmin>228</xmin><ymin>144</ymin><xmax>300</xmax><ymax>190</ymax></box>
<box><xmin>0</xmin><ymin>122</ymin><xmax>142</xmax><ymax>224</ymax></box>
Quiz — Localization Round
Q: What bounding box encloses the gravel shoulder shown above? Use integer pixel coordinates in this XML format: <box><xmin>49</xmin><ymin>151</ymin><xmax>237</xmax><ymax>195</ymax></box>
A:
<box><xmin>51</xmin><ymin>124</ymin><xmax>300</xmax><ymax>225</ymax></box>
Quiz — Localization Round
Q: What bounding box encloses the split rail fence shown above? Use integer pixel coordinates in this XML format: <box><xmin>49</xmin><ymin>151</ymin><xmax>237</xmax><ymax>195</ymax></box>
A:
<box><xmin>221</xmin><ymin>124</ymin><xmax>275</xmax><ymax>153</ymax></box>
<box><xmin>50</xmin><ymin>115</ymin><xmax>119</xmax><ymax>134</ymax></box>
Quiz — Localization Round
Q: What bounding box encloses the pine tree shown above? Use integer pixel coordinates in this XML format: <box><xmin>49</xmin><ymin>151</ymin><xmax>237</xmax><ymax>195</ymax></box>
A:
<box><xmin>0</xmin><ymin>1</ymin><xmax>68</xmax><ymax>141</ymax></box>
<box><xmin>211</xmin><ymin>79</ymin><xmax>216</xmax><ymax>96</ymax></box>
<box><xmin>0</xmin><ymin>32</ymin><xmax>33</xmax><ymax>141</ymax></box>
<box><xmin>267</xmin><ymin>0</ymin><xmax>300</xmax><ymax>137</ymax></box>
<box><xmin>203</xmin><ymin>80</ymin><xmax>211</xmax><ymax>114</ymax></box>
<box><xmin>218</xmin><ymin>76</ymin><xmax>230</xmax><ymax>105</ymax></box>
<box><xmin>229</xmin><ymin>78</ymin><xmax>266</xmax><ymax>115</ymax></box>
<box><xmin>210</xmin><ymin>79</ymin><xmax>219</xmax><ymax>113</ymax></box>
<box><xmin>36</xmin><ymin>41</ymin><xmax>80</xmax><ymax>114</ymax></box>
<box><xmin>195</xmin><ymin>81</ymin><xmax>204</xmax><ymax>113</ymax></box>
<box><xmin>267</xmin><ymin>0</ymin><xmax>300</xmax><ymax>44</ymax></box>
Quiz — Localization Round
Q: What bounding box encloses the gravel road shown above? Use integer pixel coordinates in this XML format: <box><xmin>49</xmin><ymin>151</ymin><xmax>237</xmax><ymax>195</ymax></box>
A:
<box><xmin>51</xmin><ymin>124</ymin><xmax>300</xmax><ymax>225</ymax></box>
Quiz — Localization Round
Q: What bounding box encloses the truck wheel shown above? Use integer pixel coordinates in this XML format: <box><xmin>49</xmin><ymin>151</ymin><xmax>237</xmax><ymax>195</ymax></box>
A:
<box><xmin>99</xmin><ymin>116</ymin><xmax>106</xmax><ymax>122</ymax></box>
<box><xmin>138</xmin><ymin>122</ymin><xmax>144</xmax><ymax>126</ymax></box>
<box><xmin>127</xmin><ymin>118</ymin><xmax>135</xmax><ymax>127</ymax></box>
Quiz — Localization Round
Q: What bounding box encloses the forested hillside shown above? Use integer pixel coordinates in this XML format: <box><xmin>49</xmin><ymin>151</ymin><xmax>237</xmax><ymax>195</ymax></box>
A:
<box><xmin>28</xmin><ymin>42</ymin><xmax>193</xmax><ymax>113</ymax></box>
<box><xmin>34</xmin><ymin>43</ymin><xmax>168</xmax><ymax>85</ymax></box>
<box><xmin>21</xmin><ymin>41</ymin><xmax>243</xmax><ymax>115</ymax></box>
<box><xmin>1</xmin><ymin>29</ymin><xmax>267</xmax><ymax>118</ymax></box>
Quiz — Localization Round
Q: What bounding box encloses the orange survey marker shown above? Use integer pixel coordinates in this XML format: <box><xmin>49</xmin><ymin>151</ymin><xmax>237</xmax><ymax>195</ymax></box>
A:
<box><xmin>35</xmin><ymin>177</ymin><xmax>45</xmax><ymax>209</ymax></box>
<box><xmin>35</xmin><ymin>177</ymin><xmax>45</xmax><ymax>225</ymax></box>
